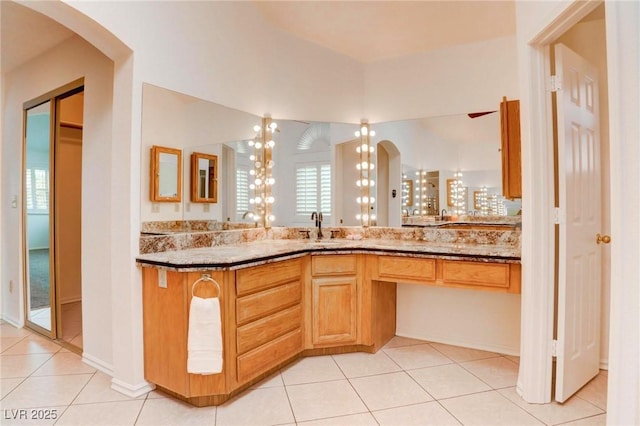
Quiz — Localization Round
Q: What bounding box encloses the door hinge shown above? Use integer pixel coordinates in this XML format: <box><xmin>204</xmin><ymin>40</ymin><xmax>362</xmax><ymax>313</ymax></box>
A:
<box><xmin>548</xmin><ymin>75</ymin><xmax>562</xmax><ymax>92</ymax></box>
<box><xmin>552</xmin><ymin>339</ymin><xmax>558</xmax><ymax>357</ymax></box>
<box><xmin>554</xmin><ymin>207</ymin><xmax>564</xmax><ymax>224</ymax></box>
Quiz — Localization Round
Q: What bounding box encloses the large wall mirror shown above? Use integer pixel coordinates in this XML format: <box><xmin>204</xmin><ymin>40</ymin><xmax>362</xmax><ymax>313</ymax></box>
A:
<box><xmin>140</xmin><ymin>83</ymin><xmax>521</xmax><ymax>229</ymax></box>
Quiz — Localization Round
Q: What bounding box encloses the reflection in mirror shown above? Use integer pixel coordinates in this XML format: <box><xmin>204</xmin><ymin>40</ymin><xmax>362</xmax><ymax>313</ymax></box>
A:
<box><xmin>150</xmin><ymin>145</ymin><xmax>182</xmax><ymax>202</ymax></box>
<box><xmin>191</xmin><ymin>152</ymin><xmax>218</xmax><ymax>203</ymax></box>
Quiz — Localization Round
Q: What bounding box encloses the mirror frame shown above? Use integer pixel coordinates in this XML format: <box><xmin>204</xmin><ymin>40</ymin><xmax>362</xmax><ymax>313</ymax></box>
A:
<box><xmin>150</xmin><ymin>145</ymin><xmax>182</xmax><ymax>202</ymax></box>
<box><xmin>190</xmin><ymin>152</ymin><xmax>218</xmax><ymax>203</ymax></box>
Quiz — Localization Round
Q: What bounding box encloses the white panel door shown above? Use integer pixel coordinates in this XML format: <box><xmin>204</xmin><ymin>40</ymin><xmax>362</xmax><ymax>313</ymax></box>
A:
<box><xmin>555</xmin><ymin>43</ymin><xmax>602</xmax><ymax>403</ymax></box>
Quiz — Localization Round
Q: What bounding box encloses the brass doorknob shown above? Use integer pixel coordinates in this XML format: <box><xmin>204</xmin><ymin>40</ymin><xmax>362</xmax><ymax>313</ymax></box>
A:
<box><xmin>596</xmin><ymin>234</ymin><xmax>611</xmax><ymax>244</ymax></box>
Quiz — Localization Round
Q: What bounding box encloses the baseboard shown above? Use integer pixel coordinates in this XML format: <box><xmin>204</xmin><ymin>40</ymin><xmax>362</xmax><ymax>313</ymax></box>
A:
<box><xmin>1</xmin><ymin>315</ymin><xmax>23</xmax><ymax>328</ymax></box>
<box><xmin>111</xmin><ymin>378</ymin><xmax>155</xmax><ymax>398</ymax></box>
<box><xmin>82</xmin><ymin>353</ymin><xmax>114</xmax><ymax>376</ymax></box>
<box><xmin>599</xmin><ymin>359</ymin><xmax>609</xmax><ymax>370</ymax></box>
<box><xmin>395</xmin><ymin>330</ymin><xmax>520</xmax><ymax>357</ymax></box>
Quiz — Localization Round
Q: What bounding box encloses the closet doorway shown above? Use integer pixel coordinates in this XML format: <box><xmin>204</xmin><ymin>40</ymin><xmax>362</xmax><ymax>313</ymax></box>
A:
<box><xmin>23</xmin><ymin>80</ymin><xmax>84</xmax><ymax>351</ymax></box>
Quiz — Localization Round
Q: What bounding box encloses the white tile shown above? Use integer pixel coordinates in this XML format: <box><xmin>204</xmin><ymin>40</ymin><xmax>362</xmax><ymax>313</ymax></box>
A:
<box><xmin>216</xmin><ymin>387</ymin><xmax>294</xmax><ymax>426</ymax></box>
<box><xmin>31</xmin><ymin>352</ymin><xmax>95</xmax><ymax>376</ymax></box>
<box><xmin>332</xmin><ymin>351</ymin><xmax>401</xmax><ymax>378</ymax></box>
<box><xmin>498</xmin><ymin>387</ymin><xmax>604</xmax><ymax>425</ymax></box>
<box><xmin>73</xmin><ymin>372</ymin><xmax>144</xmax><ymax>404</ymax></box>
<box><xmin>408</xmin><ymin>363</ymin><xmax>491</xmax><ymax>399</ymax></box>
<box><xmin>250</xmin><ymin>371</ymin><xmax>284</xmax><ymax>389</ymax></box>
<box><xmin>2</xmin><ymin>335</ymin><xmax>61</xmax><ymax>355</ymax></box>
<box><xmin>383</xmin><ymin>336</ymin><xmax>428</xmax><ymax>349</ymax></box>
<box><xmin>440</xmin><ymin>391</ymin><xmax>543</xmax><ymax>425</ymax></box>
<box><xmin>1</xmin><ymin>337</ymin><xmax>25</xmax><ymax>353</ymax></box>
<box><xmin>350</xmin><ymin>371</ymin><xmax>432</xmax><ymax>411</ymax></box>
<box><xmin>282</xmin><ymin>356</ymin><xmax>344</xmax><ymax>385</ymax></box>
<box><xmin>136</xmin><ymin>397</ymin><xmax>216</xmax><ymax>425</ymax></box>
<box><xmin>0</xmin><ymin>406</ymin><xmax>66</xmax><ymax>426</ymax></box>
<box><xmin>430</xmin><ymin>342</ymin><xmax>501</xmax><ymax>363</ymax></box>
<box><xmin>0</xmin><ymin>374</ymin><xmax>92</xmax><ymax>409</ymax></box>
<box><xmin>56</xmin><ymin>400</ymin><xmax>143</xmax><ymax>425</ymax></box>
<box><xmin>0</xmin><ymin>324</ymin><xmax>32</xmax><ymax>338</ymax></box>
<box><xmin>286</xmin><ymin>379</ymin><xmax>368</xmax><ymax>422</ymax></box>
<box><xmin>299</xmin><ymin>412</ymin><xmax>379</xmax><ymax>425</ymax></box>
<box><xmin>383</xmin><ymin>344</ymin><xmax>453</xmax><ymax>370</ymax></box>
<box><xmin>373</xmin><ymin>401</ymin><xmax>462</xmax><ymax>426</ymax></box>
<box><xmin>0</xmin><ymin>354</ymin><xmax>52</xmax><ymax>378</ymax></box>
<box><xmin>1</xmin><ymin>378</ymin><xmax>25</xmax><ymax>399</ymax></box>
<box><xmin>558</xmin><ymin>413</ymin><xmax>607</xmax><ymax>425</ymax></box>
<box><xmin>459</xmin><ymin>356</ymin><xmax>520</xmax><ymax>389</ymax></box>
<box><xmin>576</xmin><ymin>373</ymin><xmax>607</xmax><ymax>410</ymax></box>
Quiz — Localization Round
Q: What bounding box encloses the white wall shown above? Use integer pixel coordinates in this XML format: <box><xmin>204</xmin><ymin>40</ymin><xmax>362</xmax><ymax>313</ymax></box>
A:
<box><xmin>397</xmin><ymin>285</ymin><xmax>521</xmax><ymax>355</ymax></box>
<box><xmin>1</xmin><ymin>36</ymin><xmax>114</xmax><ymax>368</ymax></box>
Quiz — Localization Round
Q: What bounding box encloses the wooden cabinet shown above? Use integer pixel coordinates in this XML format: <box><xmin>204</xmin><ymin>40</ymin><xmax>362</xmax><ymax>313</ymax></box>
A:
<box><xmin>235</xmin><ymin>258</ymin><xmax>303</xmax><ymax>383</ymax></box>
<box><xmin>310</xmin><ymin>255</ymin><xmax>358</xmax><ymax>347</ymax></box>
<box><xmin>373</xmin><ymin>255</ymin><xmax>521</xmax><ymax>294</ymax></box>
<box><xmin>500</xmin><ymin>97</ymin><xmax>522</xmax><ymax>199</ymax></box>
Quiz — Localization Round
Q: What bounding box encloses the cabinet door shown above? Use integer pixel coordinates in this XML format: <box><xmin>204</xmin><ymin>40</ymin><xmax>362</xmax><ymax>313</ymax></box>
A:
<box><xmin>500</xmin><ymin>97</ymin><xmax>522</xmax><ymax>199</ymax></box>
<box><xmin>312</xmin><ymin>277</ymin><xmax>357</xmax><ymax>346</ymax></box>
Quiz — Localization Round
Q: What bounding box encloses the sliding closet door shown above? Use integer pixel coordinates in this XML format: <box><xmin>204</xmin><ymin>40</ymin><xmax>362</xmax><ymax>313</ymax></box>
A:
<box><xmin>24</xmin><ymin>101</ymin><xmax>55</xmax><ymax>336</ymax></box>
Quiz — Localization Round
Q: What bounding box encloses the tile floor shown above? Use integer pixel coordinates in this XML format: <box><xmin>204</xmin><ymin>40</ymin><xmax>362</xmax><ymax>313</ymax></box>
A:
<box><xmin>0</xmin><ymin>322</ymin><xmax>607</xmax><ymax>425</ymax></box>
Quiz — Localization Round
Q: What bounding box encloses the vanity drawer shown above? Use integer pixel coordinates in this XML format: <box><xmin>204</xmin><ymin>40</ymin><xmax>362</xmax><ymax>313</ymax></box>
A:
<box><xmin>236</xmin><ymin>305</ymin><xmax>302</xmax><ymax>355</ymax></box>
<box><xmin>312</xmin><ymin>255</ymin><xmax>357</xmax><ymax>276</ymax></box>
<box><xmin>237</xmin><ymin>328</ymin><xmax>302</xmax><ymax>383</ymax></box>
<box><xmin>236</xmin><ymin>281</ymin><xmax>301</xmax><ymax>326</ymax></box>
<box><xmin>377</xmin><ymin>256</ymin><xmax>437</xmax><ymax>282</ymax></box>
<box><xmin>441</xmin><ymin>260</ymin><xmax>510</xmax><ymax>289</ymax></box>
<box><xmin>236</xmin><ymin>258</ymin><xmax>302</xmax><ymax>296</ymax></box>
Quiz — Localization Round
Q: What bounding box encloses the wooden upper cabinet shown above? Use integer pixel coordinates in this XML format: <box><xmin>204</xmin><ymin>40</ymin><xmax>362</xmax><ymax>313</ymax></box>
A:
<box><xmin>500</xmin><ymin>97</ymin><xmax>522</xmax><ymax>199</ymax></box>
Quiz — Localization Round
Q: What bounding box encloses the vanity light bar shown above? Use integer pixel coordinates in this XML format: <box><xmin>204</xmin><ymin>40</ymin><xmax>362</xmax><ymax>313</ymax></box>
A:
<box><xmin>248</xmin><ymin>117</ymin><xmax>277</xmax><ymax>228</ymax></box>
<box><xmin>355</xmin><ymin>121</ymin><xmax>376</xmax><ymax>226</ymax></box>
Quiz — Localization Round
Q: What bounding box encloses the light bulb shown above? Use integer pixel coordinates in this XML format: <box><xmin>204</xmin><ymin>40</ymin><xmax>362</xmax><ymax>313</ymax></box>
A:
<box><xmin>255</xmin><ymin>196</ymin><xmax>262</xmax><ymax>203</ymax></box>
<box><xmin>249</xmin><ymin>170</ymin><xmax>256</xmax><ymax>176</ymax></box>
<box><xmin>268</xmin><ymin>177</ymin><xmax>275</xmax><ymax>185</ymax></box>
<box><xmin>370</xmin><ymin>197</ymin><xmax>375</xmax><ymax>203</ymax></box>
<box><xmin>369</xmin><ymin>146</ymin><xmax>374</xmax><ymax>153</ymax></box>
<box><xmin>249</xmin><ymin>184</ymin><xmax>255</xmax><ymax>189</ymax></box>
<box><xmin>248</xmin><ymin>140</ymin><xmax>255</xmax><ymax>147</ymax></box>
<box><xmin>362</xmin><ymin>196</ymin><xmax>369</xmax><ymax>203</ymax></box>
<box><xmin>249</xmin><ymin>199</ymin><xmax>255</xmax><ymax>204</ymax></box>
<box><xmin>356</xmin><ymin>146</ymin><xmax>361</xmax><ymax>153</ymax></box>
<box><xmin>369</xmin><ymin>163</ymin><xmax>375</xmax><ymax>170</ymax></box>
<box><xmin>362</xmin><ymin>178</ymin><xmax>369</xmax><ymax>186</ymax></box>
<box><xmin>355</xmin><ymin>131</ymin><xmax>361</xmax><ymax>137</ymax></box>
<box><xmin>371</xmin><ymin>214</ymin><xmax>376</xmax><ymax>220</ymax></box>
<box><xmin>361</xmin><ymin>161</ymin><xmax>368</xmax><ymax>169</ymax></box>
<box><xmin>253</xmin><ymin>125</ymin><xmax>261</xmax><ymax>132</ymax></box>
<box><xmin>415</xmin><ymin>171</ymin><xmax>420</xmax><ymax>176</ymax></box>
<box><xmin>361</xmin><ymin>126</ymin><xmax>368</xmax><ymax>135</ymax></box>
<box><xmin>370</xmin><ymin>130</ymin><xmax>376</xmax><ymax>137</ymax></box>
<box><xmin>255</xmin><ymin>142</ymin><xmax>262</xmax><ymax>149</ymax></box>
<box><xmin>356</xmin><ymin>180</ymin><xmax>362</xmax><ymax>187</ymax></box>
<box><xmin>268</xmin><ymin>214</ymin><xmax>275</xmax><ymax>221</ymax></box>
<box><xmin>267</xmin><ymin>196</ymin><xmax>275</xmax><ymax>203</ymax></box>
<box><xmin>268</xmin><ymin>160</ymin><xmax>274</xmax><ymax>168</ymax></box>
<box><xmin>362</xmin><ymin>213</ymin><xmax>369</xmax><ymax>221</ymax></box>
<box><xmin>356</xmin><ymin>164</ymin><xmax>361</xmax><ymax>170</ymax></box>
<box><xmin>255</xmin><ymin>161</ymin><xmax>261</xmax><ymax>168</ymax></box>
<box><xmin>356</xmin><ymin>197</ymin><xmax>362</xmax><ymax>203</ymax></box>
<box><xmin>270</xmin><ymin>122</ymin><xmax>277</xmax><ymax>130</ymax></box>
<box><xmin>255</xmin><ymin>178</ymin><xmax>262</xmax><ymax>185</ymax></box>
<box><xmin>361</xmin><ymin>143</ymin><xmax>368</xmax><ymax>152</ymax></box>
<box><xmin>253</xmin><ymin>215</ymin><xmax>260</xmax><ymax>222</ymax></box>
<box><xmin>267</xmin><ymin>140</ymin><xmax>275</xmax><ymax>148</ymax></box>
<box><xmin>369</xmin><ymin>180</ymin><xmax>375</xmax><ymax>187</ymax></box>
<box><xmin>249</xmin><ymin>155</ymin><xmax>256</xmax><ymax>161</ymax></box>
<box><xmin>356</xmin><ymin>214</ymin><xmax>362</xmax><ymax>220</ymax></box>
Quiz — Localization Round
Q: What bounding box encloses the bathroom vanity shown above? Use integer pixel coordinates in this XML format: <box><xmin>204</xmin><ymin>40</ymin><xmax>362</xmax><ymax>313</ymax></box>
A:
<box><xmin>137</xmin><ymin>231</ymin><xmax>520</xmax><ymax>406</ymax></box>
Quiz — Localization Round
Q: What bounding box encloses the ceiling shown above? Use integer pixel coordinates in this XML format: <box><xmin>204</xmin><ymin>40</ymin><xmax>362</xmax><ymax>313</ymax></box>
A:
<box><xmin>2</xmin><ymin>1</ymin><xmax>516</xmax><ymax>74</ymax></box>
<box><xmin>253</xmin><ymin>1</ymin><xmax>516</xmax><ymax>63</ymax></box>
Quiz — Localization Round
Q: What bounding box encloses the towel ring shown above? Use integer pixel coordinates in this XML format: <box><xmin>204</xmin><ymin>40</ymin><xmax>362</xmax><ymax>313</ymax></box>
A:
<box><xmin>191</xmin><ymin>274</ymin><xmax>221</xmax><ymax>299</ymax></box>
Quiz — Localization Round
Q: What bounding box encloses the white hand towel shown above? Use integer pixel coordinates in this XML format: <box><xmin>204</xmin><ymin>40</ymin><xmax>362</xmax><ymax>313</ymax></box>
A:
<box><xmin>187</xmin><ymin>296</ymin><xmax>223</xmax><ymax>375</ymax></box>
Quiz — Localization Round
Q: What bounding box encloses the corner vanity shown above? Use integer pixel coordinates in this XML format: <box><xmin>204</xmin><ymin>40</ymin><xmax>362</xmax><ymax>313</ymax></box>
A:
<box><xmin>136</xmin><ymin>226</ymin><xmax>520</xmax><ymax>407</ymax></box>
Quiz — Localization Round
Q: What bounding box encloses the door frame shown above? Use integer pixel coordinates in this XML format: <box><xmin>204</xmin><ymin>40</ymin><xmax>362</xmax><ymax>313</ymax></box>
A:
<box><xmin>22</xmin><ymin>79</ymin><xmax>85</xmax><ymax>339</ymax></box>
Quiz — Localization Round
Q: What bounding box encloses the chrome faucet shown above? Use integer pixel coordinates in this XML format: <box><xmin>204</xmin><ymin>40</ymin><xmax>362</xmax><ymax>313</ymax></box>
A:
<box><xmin>412</xmin><ymin>209</ymin><xmax>419</xmax><ymax>215</ymax></box>
<box><xmin>311</xmin><ymin>212</ymin><xmax>324</xmax><ymax>239</ymax></box>
<box><xmin>441</xmin><ymin>209</ymin><xmax>447</xmax><ymax>220</ymax></box>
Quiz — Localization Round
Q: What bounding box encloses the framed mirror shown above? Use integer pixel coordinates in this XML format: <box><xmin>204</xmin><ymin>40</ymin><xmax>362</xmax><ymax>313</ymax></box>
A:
<box><xmin>150</xmin><ymin>145</ymin><xmax>182</xmax><ymax>202</ymax></box>
<box><xmin>191</xmin><ymin>152</ymin><xmax>218</xmax><ymax>203</ymax></box>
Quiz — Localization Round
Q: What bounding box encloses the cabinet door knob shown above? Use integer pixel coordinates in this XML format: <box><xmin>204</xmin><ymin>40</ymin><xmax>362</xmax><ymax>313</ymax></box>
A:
<box><xmin>596</xmin><ymin>233</ymin><xmax>611</xmax><ymax>244</ymax></box>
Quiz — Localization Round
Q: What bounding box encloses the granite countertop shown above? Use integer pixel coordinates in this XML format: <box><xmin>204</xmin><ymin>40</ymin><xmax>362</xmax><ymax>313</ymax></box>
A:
<box><xmin>136</xmin><ymin>238</ymin><xmax>521</xmax><ymax>271</ymax></box>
